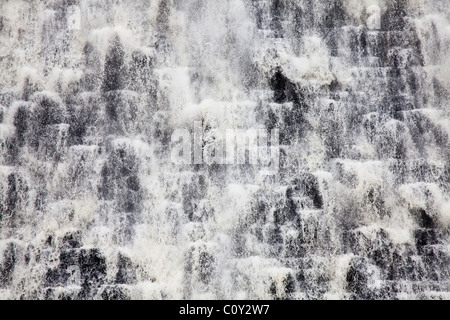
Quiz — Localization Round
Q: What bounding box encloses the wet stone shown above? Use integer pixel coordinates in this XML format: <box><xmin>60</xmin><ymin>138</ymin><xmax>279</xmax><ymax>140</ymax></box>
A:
<box><xmin>61</xmin><ymin>231</ymin><xmax>83</xmax><ymax>249</ymax></box>
<box><xmin>115</xmin><ymin>253</ymin><xmax>137</xmax><ymax>285</ymax></box>
<box><xmin>101</xmin><ymin>285</ymin><xmax>130</xmax><ymax>300</ymax></box>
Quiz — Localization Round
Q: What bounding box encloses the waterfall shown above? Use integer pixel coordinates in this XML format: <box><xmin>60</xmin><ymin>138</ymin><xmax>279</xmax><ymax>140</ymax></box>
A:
<box><xmin>0</xmin><ymin>0</ymin><xmax>449</xmax><ymax>300</ymax></box>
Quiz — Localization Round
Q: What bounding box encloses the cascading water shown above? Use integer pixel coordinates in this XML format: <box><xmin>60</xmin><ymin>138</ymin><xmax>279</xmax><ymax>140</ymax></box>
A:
<box><xmin>0</xmin><ymin>0</ymin><xmax>449</xmax><ymax>300</ymax></box>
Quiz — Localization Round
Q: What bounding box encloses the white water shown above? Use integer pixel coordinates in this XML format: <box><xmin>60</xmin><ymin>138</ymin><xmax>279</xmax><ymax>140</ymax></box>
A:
<box><xmin>0</xmin><ymin>0</ymin><xmax>449</xmax><ymax>300</ymax></box>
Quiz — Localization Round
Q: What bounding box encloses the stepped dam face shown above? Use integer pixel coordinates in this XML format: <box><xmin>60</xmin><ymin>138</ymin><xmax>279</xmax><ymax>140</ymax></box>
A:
<box><xmin>0</xmin><ymin>0</ymin><xmax>449</xmax><ymax>300</ymax></box>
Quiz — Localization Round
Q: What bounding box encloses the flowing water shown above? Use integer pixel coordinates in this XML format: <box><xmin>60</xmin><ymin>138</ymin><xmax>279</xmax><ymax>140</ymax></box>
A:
<box><xmin>0</xmin><ymin>0</ymin><xmax>449</xmax><ymax>300</ymax></box>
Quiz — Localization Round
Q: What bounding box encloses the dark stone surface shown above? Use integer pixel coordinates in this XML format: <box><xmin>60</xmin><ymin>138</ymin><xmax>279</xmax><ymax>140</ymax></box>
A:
<box><xmin>0</xmin><ymin>0</ymin><xmax>448</xmax><ymax>301</ymax></box>
<box><xmin>0</xmin><ymin>243</ymin><xmax>17</xmax><ymax>288</ymax></box>
<box><xmin>115</xmin><ymin>253</ymin><xmax>137</xmax><ymax>285</ymax></box>
<box><xmin>102</xmin><ymin>35</ymin><xmax>127</xmax><ymax>93</ymax></box>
